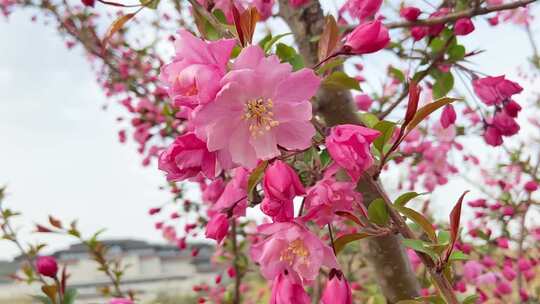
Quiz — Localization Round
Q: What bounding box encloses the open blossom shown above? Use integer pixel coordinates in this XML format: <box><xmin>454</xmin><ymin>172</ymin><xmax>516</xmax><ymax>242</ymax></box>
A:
<box><xmin>472</xmin><ymin>75</ymin><xmax>523</xmax><ymax>105</ymax></box>
<box><xmin>158</xmin><ymin>132</ymin><xmax>222</xmax><ymax>181</ymax></box>
<box><xmin>250</xmin><ymin>221</ymin><xmax>338</xmax><ymax>282</ymax></box>
<box><xmin>194</xmin><ymin>45</ymin><xmax>320</xmax><ymax>169</ymax></box>
<box><xmin>160</xmin><ymin>29</ymin><xmax>235</xmax><ymax>108</ymax></box>
<box><xmin>321</xmin><ymin>270</ymin><xmax>352</xmax><ymax>304</ymax></box>
<box><xmin>303</xmin><ymin>169</ymin><xmax>362</xmax><ymax>227</ymax></box>
<box><xmin>340</xmin><ymin>0</ymin><xmax>382</xmax><ymax>20</ymax></box>
<box><xmin>326</xmin><ymin>124</ymin><xmax>380</xmax><ymax>182</ymax></box>
<box><xmin>344</xmin><ymin>20</ymin><xmax>390</xmax><ymax>55</ymax></box>
<box><xmin>270</xmin><ymin>271</ymin><xmax>310</xmax><ymax>304</ymax></box>
<box><xmin>212</xmin><ymin>168</ymin><xmax>249</xmax><ymax>216</ymax></box>
<box><xmin>205</xmin><ymin>213</ymin><xmax>229</xmax><ymax>243</ymax></box>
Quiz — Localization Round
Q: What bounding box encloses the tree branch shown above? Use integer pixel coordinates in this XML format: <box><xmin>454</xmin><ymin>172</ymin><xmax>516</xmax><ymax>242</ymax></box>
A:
<box><xmin>386</xmin><ymin>0</ymin><xmax>538</xmax><ymax>29</ymax></box>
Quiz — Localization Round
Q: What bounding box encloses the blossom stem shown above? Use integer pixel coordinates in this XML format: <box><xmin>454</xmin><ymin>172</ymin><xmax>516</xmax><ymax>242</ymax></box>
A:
<box><xmin>327</xmin><ymin>224</ymin><xmax>337</xmax><ymax>256</ymax></box>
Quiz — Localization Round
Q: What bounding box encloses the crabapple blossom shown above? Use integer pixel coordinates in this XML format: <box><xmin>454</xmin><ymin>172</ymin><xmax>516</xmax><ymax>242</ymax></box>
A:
<box><xmin>205</xmin><ymin>213</ymin><xmax>230</xmax><ymax>243</ymax></box>
<box><xmin>400</xmin><ymin>6</ymin><xmax>421</xmax><ymax>21</ymax></box>
<box><xmin>194</xmin><ymin>45</ymin><xmax>320</xmax><ymax>169</ymax></box>
<box><xmin>36</xmin><ymin>256</ymin><xmax>58</xmax><ymax>278</ymax></box>
<box><xmin>454</xmin><ymin>18</ymin><xmax>475</xmax><ymax>35</ymax></box>
<box><xmin>326</xmin><ymin>124</ymin><xmax>380</xmax><ymax>182</ymax></box>
<box><xmin>344</xmin><ymin>20</ymin><xmax>390</xmax><ymax>55</ymax></box>
<box><xmin>340</xmin><ymin>0</ymin><xmax>382</xmax><ymax>20</ymax></box>
<box><xmin>321</xmin><ymin>269</ymin><xmax>352</xmax><ymax>304</ymax></box>
<box><xmin>472</xmin><ymin>75</ymin><xmax>523</xmax><ymax>106</ymax></box>
<box><xmin>270</xmin><ymin>271</ymin><xmax>310</xmax><ymax>304</ymax></box>
<box><xmin>250</xmin><ymin>221</ymin><xmax>338</xmax><ymax>282</ymax></box>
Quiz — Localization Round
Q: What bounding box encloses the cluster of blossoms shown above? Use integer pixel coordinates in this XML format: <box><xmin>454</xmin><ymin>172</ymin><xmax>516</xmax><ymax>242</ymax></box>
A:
<box><xmin>156</xmin><ymin>22</ymin><xmax>388</xmax><ymax>300</ymax></box>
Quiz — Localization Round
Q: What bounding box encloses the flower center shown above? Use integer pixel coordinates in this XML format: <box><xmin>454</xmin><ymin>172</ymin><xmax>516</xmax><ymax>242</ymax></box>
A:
<box><xmin>243</xmin><ymin>98</ymin><xmax>279</xmax><ymax>137</ymax></box>
<box><xmin>280</xmin><ymin>239</ymin><xmax>310</xmax><ymax>266</ymax></box>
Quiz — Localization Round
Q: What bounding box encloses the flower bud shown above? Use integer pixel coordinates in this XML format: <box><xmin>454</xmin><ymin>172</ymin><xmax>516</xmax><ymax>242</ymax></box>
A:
<box><xmin>344</xmin><ymin>20</ymin><xmax>390</xmax><ymax>55</ymax></box>
<box><xmin>36</xmin><ymin>256</ymin><xmax>58</xmax><ymax>278</ymax></box>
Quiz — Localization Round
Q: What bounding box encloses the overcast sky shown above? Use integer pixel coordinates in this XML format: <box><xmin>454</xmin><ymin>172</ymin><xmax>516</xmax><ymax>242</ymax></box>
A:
<box><xmin>0</xmin><ymin>4</ymin><xmax>539</xmax><ymax>260</ymax></box>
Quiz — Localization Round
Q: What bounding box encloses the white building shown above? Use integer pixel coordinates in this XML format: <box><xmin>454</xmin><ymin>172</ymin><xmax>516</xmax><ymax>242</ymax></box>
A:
<box><xmin>0</xmin><ymin>239</ymin><xmax>218</xmax><ymax>303</ymax></box>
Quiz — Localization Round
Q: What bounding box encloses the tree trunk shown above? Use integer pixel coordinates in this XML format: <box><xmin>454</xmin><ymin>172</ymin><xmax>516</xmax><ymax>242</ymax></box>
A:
<box><xmin>278</xmin><ymin>1</ymin><xmax>421</xmax><ymax>302</ymax></box>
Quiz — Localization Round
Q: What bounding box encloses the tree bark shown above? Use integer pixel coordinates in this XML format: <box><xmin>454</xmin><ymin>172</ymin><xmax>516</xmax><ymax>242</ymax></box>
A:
<box><xmin>278</xmin><ymin>1</ymin><xmax>421</xmax><ymax>302</ymax></box>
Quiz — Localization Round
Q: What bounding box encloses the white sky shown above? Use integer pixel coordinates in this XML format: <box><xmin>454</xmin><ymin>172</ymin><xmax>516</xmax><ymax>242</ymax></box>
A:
<box><xmin>0</xmin><ymin>4</ymin><xmax>539</xmax><ymax>260</ymax></box>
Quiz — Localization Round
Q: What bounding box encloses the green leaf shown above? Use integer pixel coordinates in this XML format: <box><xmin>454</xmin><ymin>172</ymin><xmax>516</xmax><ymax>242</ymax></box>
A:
<box><xmin>394</xmin><ymin>191</ymin><xmax>423</xmax><ymax>207</ymax></box>
<box><xmin>437</xmin><ymin>230</ymin><xmax>450</xmax><ymax>245</ymax></box>
<box><xmin>31</xmin><ymin>295</ymin><xmax>53</xmax><ymax>304</ymax></box>
<box><xmin>322</xmin><ymin>71</ymin><xmax>361</xmax><ymax>91</ymax></box>
<box><xmin>63</xmin><ymin>288</ymin><xmax>78</xmax><ymax>304</ymax></box>
<box><xmin>140</xmin><ymin>0</ymin><xmax>160</xmax><ymax>9</ymax></box>
<box><xmin>334</xmin><ymin>232</ymin><xmax>370</xmax><ymax>254</ymax></box>
<box><xmin>263</xmin><ymin>33</ymin><xmax>293</xmax><ymax>52</ymax></box>
<box><xmin>388</xmin><ymin>66</ymin><xmax>406</xmax><ymax>82</ymax></box>
<box><xmin>463</xmin><ymin>295</ymin><xmax>479</xmax><ymax>304</ymax></box>
<box><xmin>276</xmin><ymin>43</ymin><xmax>304</xmax><ymax>71</ymax></box>
<box><xmin>429</xmin><ymin>37</ymin><xmax>445</xmax><ymax>53</ymax></box>
<box><xmin>359</xmin><ymin>113</ymin><xmax>379</xmax><ymax>128</ymax></box>
<box><xmin>448</xmin><ymin>250</ymin><xmax>469</xmax><ymax>261</ymax></box>
<box><xmin>247</xmin><ymin>161</ymin><xmax>268</xmax><ymax>201</ymax></box>
<box><xmin>393</xmin><ymin>205</ymin><xmax>437</xmax><ymax>243</ymax></box>
<box><xmin>316</xmin><ymin>58</ymin><xmax>345</xmax><ymax>75</ymax></box>
<box><xmin>402</xmin><ymin>239</ymin><xmax>438</xmax><ymax>260</ymax></box>
<box><xmin>448</xmin><ymin>44</ymin><xmax>465</xmax><ymax>61</ymax></box>
<box><xmin>368</xmin><ymin>198</ymin><xmax>389</xmax><ymax>226</ymax></box>
<box><xmin>373</xmin><ymin>120</ymin><xmax>396</xmax><ymax>153</ymax></box>
<box><xmin>319</xmin><ymin>149</ymin><xmax>332</xmax><ymax>169</ymax></box>
<box><xmin>212</xmin><ymin>9</ymin><xmax>227</xmax><ymax>23</ymax></box>
<box><xmin>432</xmin><ymin>73</ymin><xmax>454</xmax><ymax>99</ymax></box>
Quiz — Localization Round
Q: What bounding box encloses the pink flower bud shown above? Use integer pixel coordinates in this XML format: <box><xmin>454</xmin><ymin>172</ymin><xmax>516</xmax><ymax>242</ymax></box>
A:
<box><xmin>504</xmin><ymin>100</ymin><xmax>522</xmax><ymax>118</ymax></box>
<box><xmin>270</xmin><ymin>271</ymin><xmax>310</xmax><ymax>304</ymax></box>
<box><xmin>108</xmin><ymin>298</ymin><xmax>133</xmax><ymax>304</ymax></box>
<box><xmin>496</xmin><ymin>237</ymin><xmax>509</xmax><ymax>249</ymax></box>
<box><xmin>400</xmin><ymin>6</ymin><xmax>421</xmax><ymax>21</ymax></box>
<box><xmin>492</xmin><ymin>112</ymin><xmax>519</xmax><ymax>136</ymax></box>
<box><xmin>454</xmin><ymin>18</ymin><xmax>475</xmax><ymax>36</ymax></box>
<box><xmin>410</xmin><ymin>26</ymin><xmax>428</xmax><ymax>41</ymax></box>
<box><xmin>321</xmin><ymin>270</ymin><xmax>352</xmax><ymax>304</ymax></box>
<box><xmin>355</xmin><ymin>94</ymin><xmax>373</xmax><ymax>111</ymax></box>
<box><xmin>344</xmin><ymin>20</ymin><xmax>390</xmax><ymax>55</ymax></box>
<box><xmin>36</xmin><ymin>256</ymin><xmax>58</xmax><ymax>278</ymax></box>
<box><xmin>440</xmin><ymin>104</ymin><xmax>456</xmax><ymax>128</ymax></box>
<box><xmin>148</xmin><ymin>207</ymin><xmax>161</xmax><ymax>215</ymax></box>
<box><xmin>263</xmin><ymin>160</ymin><xmax>305</xmax><ymax>202</ymax></box>
<box><xmin>205</xmin><ymin>213</ymin><xmax>229</xmax><ymax>243</ymax></box>
<box><xmin>81</xmin><ymin>0</ymin><xmax>95</xmax><ymax>7</ymax></box>
<box><xmin>524</xmin><ymin>181</ymin><xmax>538</xmax><ymax>192</ymax></box>
<box><xmin>502</xmin><ymin>265</ymin><xmax>517</xmax><ymax>281</ymax></box>
<box><xmin>484</xmin><ymin>126</ymin><xmax>503</xmax><ymax>146</ymax></box>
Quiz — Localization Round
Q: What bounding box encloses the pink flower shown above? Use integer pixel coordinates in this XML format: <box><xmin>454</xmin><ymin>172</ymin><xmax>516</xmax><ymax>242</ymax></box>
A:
<box><xmin>472</xmin><ymin>75</ymin><xmax>523</xmax><ymax>106</ymax></box>
<box><xmin>484</xmin><ymin>126</ymin><xmax>503</xmax><ymax>146</ymax></box>
<box><xmin>492</xmin><ymin>112</ymin><xmax>520</xmax><ymax>136</ymax></box>
<box><xmin>288</xmin><ymin>0</ymin><xmax>308</xmax><ymax>8</ymax></box>
<box><xmin>344</xmin><ymin>20</ymin><xmax>390</xmax><ymax>55</ymax></box>
<box><xmin>261</xmin><ymin>198</ymin><xmax>294</xmax><ymax>222</ymax></box>
<box><xmin>440</xmin><ymin>104</ymin><xmax>456</xmax><ymax>128</ymax></box>
<box><xmin>463</xmin><ymin>260</ymin><xmax>485</xmax><ymax>282</ymax></box>
<box><xmin>263</xmin><ymin>160</ymin><xmax>305</xmax><ymax>201</ymax></box>
<box><xmin>303</xmin><ymin>172</ymin><xmax>362</xmax><ymax>227</ymax></box>
<box><xmin>410</xmin><ymin>26</ymin><xmax>428</xmax><ymax>41</ymax></box>
<box><xmin>355</xmin><ymin>94</ymin><xmax>373</xmax><ymax>111</ymax></box>
<box><xmin>160</xmin><ymin>30</ymin><xmax>235</xmax><ymax>108</ymax></box>
<box><xmin>270</xmin><ymin>271</ymin><xmax>310</xmax><ymax>304</ymax></box>
<box><xmin>212</xmin><ymin>168</ymin><xmax>249</xmax><ymax>216</ymax></box>
<box><xmin>524</xmin><ymin>181</ymin><xmax>538</xmax><ymax>192</ymax></box>
<box><xmin>502</xmin><ymin>265</ymin><xmax>517</xmax><ymax>281</ymax></box>
<box><xmin>36</xmin><ymin>256</ymin><xmax>58</xmax><ymax>278</ymax></box>
<box><xmin>321</xmin><ymin>270</ymin><xmax>352</xmax><ymax>304</ymax></box>
<box><xmin>428</xmin><ymin>8</ymin><xmax>450</xmax><ymax>36</ymax></box>
<box><xmin>250</xmin><ymin>221</ymin><xmax>338</xmax><ymax>281</ymax></box>
<box><xmin>476</xmin><ymin>272</ymin><xmax>497</xmax><ymax>285</ymax></box>
<box><xmin>81</xmin><ymin>0</ymin><xmax>95</xmax><ymax>7</ymax></box>
<box><xmin>202</xmin><ymin>178</ymin><xmax>226</xmax><ymax>204</ymax></box>
<box><xmin>158</xmin><ymin>133</ymin><xmax>222</xmax><ymax>181</ymax></box>
<box><xmin>205</xmin><ymin>213</ymin><xmax>230</xmax><ymax>243</ymax></box>
<box><xmin>108</xmin><ymin>298</ymin><xmax>134</xmax><ymax>304</ymax></box>
<box><xmin>326</xmin><ymin>124</ymin><xmax>380</xmax><ymax>182</ymax></box>
<box><xmin>340</xmin><ymin>0</ymin><xmax>382</xmax><ymax>20</ymax></box>
<box><xmin>454</xmin><ymin>18</ymin><xmax>475</xmax><ymax>35</ymax></box>
<box><xmin>497</xmin><ymin>237</ymin><xmax>509</xmax><ymax>249</ymax></box>
<box><xmin>194</xmin><ymin>45</ymin><xmax>320</xmax><ymax>169</ymax></box>
<box><xmin>504</xmin><ymin>100</ymin><xmax>522</xmax><ymax>118</ymax></box>
<box><xmin>400</xmin><ymin>6</ymin><xmax>421</xmax><ymax>21</ymax></box>
<box><xmin>496</xmin><ymin>280</ymin><xmax>513</xmax><ymax>295</ymax></box>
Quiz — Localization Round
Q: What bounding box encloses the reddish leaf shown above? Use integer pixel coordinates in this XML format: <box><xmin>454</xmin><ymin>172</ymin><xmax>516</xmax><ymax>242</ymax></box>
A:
<box><xmin>102</xmin><ymin>13</ymin><xmax>136</xmax><ymax>50</ymax></box>
<box><xmin>233</xmin><ymin>6</ymin><xmax>259</xmax><ymax>46</ymax></box>
<box><xmin>403</xmin><ymin>80</ymin><xmax>421</xmax><ymax>127</ymax></box>
<box><xmin>231</xmin><ymin>4</ymin><xmax>244</xmax><ymax>46</ymax></box>
<box><xmin>443</xmin><ymin>191</ymin><xmax>469</xmax><ymax>263</ymax></box>
<box><xmin>35</xmin><ymin>224</ymin><xmax>53</xmax><ymax>233</ymax></box>
<box><xmin>318</xmin><ymin>15</ymin><xmax>340</xmax><ymax>62</ymax></box>
<box><xmin>48</xmin><ymin>215</ymin><xmax>62</xmax><ymax>229</ymax></box>
<box><xmin>335</xmin><ymin>211</ymin><xmax>365</xmax><ymax>227</ymax></box>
